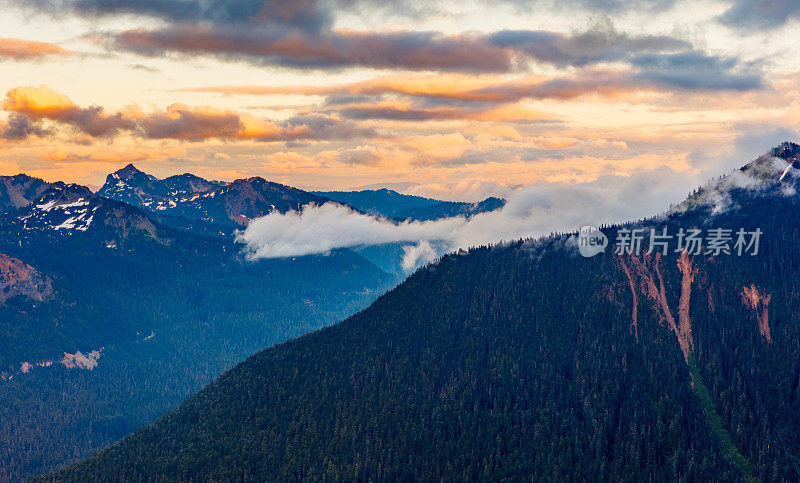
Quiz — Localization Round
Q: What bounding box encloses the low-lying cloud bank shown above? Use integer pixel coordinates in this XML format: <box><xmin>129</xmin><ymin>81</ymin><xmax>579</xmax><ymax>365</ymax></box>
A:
<box><xmin>238</xmin><ymin>203</ymin><xmax>468</xmax><ymax>259</ymax></box>
<box><xmin>237</xmin><ymin>168</ymin><xmax>700</xmax><ymax>270</ymax></box>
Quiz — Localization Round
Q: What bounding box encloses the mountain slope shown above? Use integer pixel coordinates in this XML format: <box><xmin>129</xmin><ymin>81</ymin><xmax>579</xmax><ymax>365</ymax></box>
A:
<box><xmin>0</xmin><ymin>174</ymin><xmax>51</xmax><ymax>214</ymax></box>
<box><xmin>46</xmin><ymin>145</ymin><xmax>800</xmax><ymax>481</ymax></box>
<box><xmin>0</xmin><ymin>183</ymin><xmax>400</xmax><ymax>480</ymax></box>
<box><xmin>394</xmin><ymin>196</ymin><xmax>506</xmax><ymax>221</ymax></box>
<box><xmin>316</xmin><ymin>188</ymin><xmax>506</xmax><ymax>221</ymax></box>
<box><xmin>13</xmin><ymin>182</ymin><xmax>168</xmax><ymax>242</ymax></box>
<box><xmin>313</xmin><ymin>188</ymin><xmax>441</xmax><ymax>217</ymax></box>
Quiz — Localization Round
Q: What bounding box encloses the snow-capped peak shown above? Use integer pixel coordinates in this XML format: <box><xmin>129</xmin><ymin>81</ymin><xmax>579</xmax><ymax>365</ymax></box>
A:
<box><xmin>18</xmin><ymin>183</ymin><xmax>100</xmax><ymax>233</ymax></box>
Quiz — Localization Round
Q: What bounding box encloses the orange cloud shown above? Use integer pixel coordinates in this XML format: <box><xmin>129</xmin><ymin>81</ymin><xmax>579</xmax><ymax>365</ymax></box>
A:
<box><xmin>183</xmin><ymin>69</ymin><xmax>646</xmax><ymax>104</ymax></box>
<box><xmin>40</xmin><ymin>144</ymin><xmax>187</xmax><ymax>164</ymax></box>
<box><xmin>323</xmin><ymin>96</ymin><xmax>551</xmax><ymax>124</ymax></box>
<box><xmin>181</xmin><ymin>74</ymin><xmax>499</xmax><ymax>98</ymax></box>
<box><xmin>137</xmin><ymin>103</ymin><xmax>245</xmax><ymax>140</ymax></box>
<box><xmin>3</xmin><ymin>86</ymin><xmax>371</xmax><ymax>142</ymax></box>
<box><xmin>4</xmin><ymin>86</ymin><xmax>134</xmax><ymax>136</ymax></box>
<box><xmin>4</xmin><ymin>86</ymin><xmax>77</xmax><ymax>118</ymax></box>
<box><xmin>0</xmin><ymin>38</ymin><xmax>71</xmax><ymax>60</ymax></box>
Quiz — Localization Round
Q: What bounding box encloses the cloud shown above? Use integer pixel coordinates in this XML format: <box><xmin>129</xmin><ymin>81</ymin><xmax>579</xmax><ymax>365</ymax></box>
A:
<box><xmin>487</xmin><ymin>23</ymin><xmax>690</xmax><ymax>67</ymax></box>
<box><xmin>4</xmin><ymin>86</ymin><xmax>79</xmax><ymax>117</ymax></box>
<box><xmin>103</xmin><ymin>13</ymin><xmax>767</xmax><ymax>91</ymax></box>
<box><xmin>331</xmin><ymin>99</ymin><xmax>550</xmax><ymax>122</ymax></box>
<box><xmin>237</xmin><ymin>202</ymin><xmax>469</xmax><ymax>258</ymax></box>
<box><xmin>4</xmin><ymin>85</ymin><xmax>135</xmax><ymax>136</ymax></box>
<box><xmin>13</xmin><ymin>0</ymin><xmax>329</xmax><ymax>31</ymax></box>
<box><xmin>1</xmin><ymin>113</ymin><xmax>52</xmax><ymax>140</ymax></box>
<box><xmin>497</xmin><ymin>0</ymin><xmax>678</xmax><ymax>13</ymax></box>
<box><xmin>183</xmin><ymin>72</ymin><xmax>642</xmax><ymax>106</ymax></box>
<box><xmin>718</xmin><ymin>0</ymin><xmax>800</xmax><ymax>29</ymax></box>
<box><xmin>136</xmin><ymin>105</ymin><xmax>371</xmax><ymax>141</ymax></box>
<box><xmin>401</xmin><ymin>240</ymin><xmax>438</xmax><ymax>272</ymax></box>
<box><xmin>237</xmin><ymin>166</ymin><xmax>701</xmax><ymax>261</ymax></box>
<box><xmin>140</xmin><ymin>108</ymin><xmax>370</xmax><ymax>141</ymax></box>
<box><xmin>102</xmin><ymin>16</ymin><xmax>724</xmax><ymax>75</ymax></box>
<box><xmin>0</xmin><ymin>38</ymin><xmax>71</xmax><ymax>60</ymax></box>
<box><xmin>186</xmin><ymin>61</ymin><xmax>759</xmax><ymax>116</ymax></box>
<box><xmin>114</xmin><ymin>25</ymin><xmax>515</xmax><ymax>72</ymax></box>
<box><xmin>137</xmin><ymin>104</ymin><xmax>245</xmax><ymax>140</ymax></box>
<box><xmin>3</xmin><ymin>85</ymin><xmax>372</xmax><ymax>141</ymax></box>
<box><xmin>281</xmin><ymin>114</ymin><xmax>375</xmax><ymax>140</ymax></box>
<box><xmin>7</xmin><ymin>0</ymin><xmax>760</xmax><ymax>87</ymax></box>
<box><xmin>9</xmin><ymin>0</ymin><xmax>684</xmax><ymax>27</ymax></box>
<box><xmin>6</xmin><ymin>0</ymin><xmax>683</xmax><ymax>30</ymax></box>
<box><xmin>39</xmin><ymin>143</ymin><xmax>188</xmax><ymax>164</ymax></box>
<box><xmin>560</xmin><ymin>0</ymin><xmax>676</xmax><ymax>10</ymax></box>
<box><xmin>632</xmin><ymin>51</ymin><xmax>763</xmax><ymax>91</ymax></box>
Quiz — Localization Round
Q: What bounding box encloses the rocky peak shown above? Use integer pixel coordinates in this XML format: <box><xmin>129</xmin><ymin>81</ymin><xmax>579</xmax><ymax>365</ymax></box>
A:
<box><xmin>114</xmin><ymin>164</ymin><xmax>149</xmax><ymax>181</ymax></box>
<box><xmin>771</xmin><ymin>142</ymin><xmax>800</xmax><ymax>163</ymax></box>
<box><xmin>38</xmin><ymin>182</ymin><xmax>95</xmax><ymax>203</ymax></box>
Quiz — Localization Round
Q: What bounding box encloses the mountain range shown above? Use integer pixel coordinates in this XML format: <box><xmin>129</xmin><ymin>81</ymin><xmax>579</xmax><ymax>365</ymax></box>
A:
<box><xmin>96</xmin><ymin>165</ymin><xmax>505</xmax><ymax>237</ymax></box>
<box><xmin>0</xmin><ymin>165</ymin><xmax>506</xmax><ymax>480</ymax></box>
<box><xmin>40</xmin><ymin>143</ymin><xmax>800</xmax><ymax>481</ymax></box>
<box><xmin>315</xmin><ymin>188</ymin><xmax>506</xmax><ymax>221</ymax></box>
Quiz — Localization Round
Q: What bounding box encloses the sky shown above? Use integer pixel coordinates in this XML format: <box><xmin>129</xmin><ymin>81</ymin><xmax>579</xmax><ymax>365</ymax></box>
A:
<box><xmin>1</xmin><ymin>0</ymin><xmax>799</xmax><ymax>202</ymax></box>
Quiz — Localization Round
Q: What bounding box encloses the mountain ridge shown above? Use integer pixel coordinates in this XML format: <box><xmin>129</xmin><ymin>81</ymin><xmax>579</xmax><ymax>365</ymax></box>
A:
<box><xmin>98</xmin><ymin>164</ymin><xmax>335</xmax><ymax>236</ymax></box>
<box><xmin>316</xmin><ymin>187</ymin><xmax>507</xmax><ymax>221</ymax></box>
<box><xmin>42</xmin><ymin>144</ymin><xmax>800</xmax><ymax>481</ymax></box>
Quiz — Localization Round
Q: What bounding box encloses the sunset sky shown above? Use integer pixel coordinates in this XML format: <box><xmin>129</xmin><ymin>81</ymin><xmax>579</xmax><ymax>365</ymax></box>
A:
<box><xmin>1</xmin><ymin>0</ymin><xmax>799</xmax><ymax>201</ymax></box>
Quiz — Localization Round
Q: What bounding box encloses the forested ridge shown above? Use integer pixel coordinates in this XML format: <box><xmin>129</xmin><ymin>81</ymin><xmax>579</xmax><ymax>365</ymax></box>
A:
<box><xmin>43</xmin><ymin>172</ymin><xmax>800</xmax><ymax>481</ymax></box>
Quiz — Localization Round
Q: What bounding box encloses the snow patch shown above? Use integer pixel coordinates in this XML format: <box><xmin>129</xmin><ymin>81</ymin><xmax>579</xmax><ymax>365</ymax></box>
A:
<box><xmin>34</xmin><ymin>200</ymin><xmax>56</xmax><ymax>211</ymax></box>
<box><xmin>53</xmin><ymin>217</ymin><xmax>78</xmax><ymax>230</ymax></box>
<box><xmin>779</xmin><ymin>163</ymin><xmax>793</xmax><ymax>182</ymax></box>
